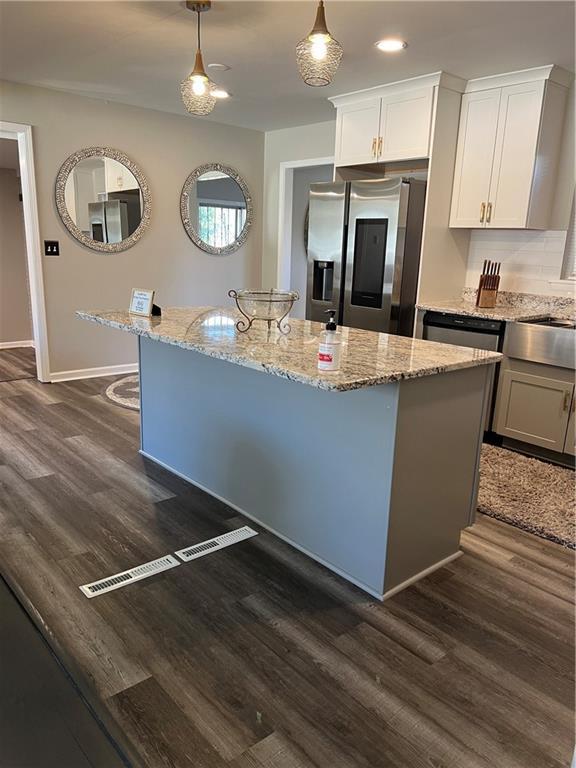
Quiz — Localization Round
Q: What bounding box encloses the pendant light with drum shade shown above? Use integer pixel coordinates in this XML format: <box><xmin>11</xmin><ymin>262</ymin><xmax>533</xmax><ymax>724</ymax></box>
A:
<box><xmin>181</xmin><ymin>1</ymin><xmax>219</xmax><ymax>116</ymax></box>
<box><xmin>296</xmin><ymin>1</ymin><xmax>343</xmax><ymax>87</ymax></box>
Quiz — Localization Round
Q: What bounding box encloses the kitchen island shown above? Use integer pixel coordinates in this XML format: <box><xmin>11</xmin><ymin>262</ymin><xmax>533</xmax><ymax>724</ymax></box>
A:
<box><xmin>78</xmin><ymin>307</ymin><xmax>501</xmax><ymax>599</ymax></box>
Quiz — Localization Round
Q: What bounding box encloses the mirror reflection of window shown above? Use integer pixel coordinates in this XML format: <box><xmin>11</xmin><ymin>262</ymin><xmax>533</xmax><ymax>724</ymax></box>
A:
<box><xmin>63</xmin><ymin>158</ymin><xmax>143</xmax><ymax>244</ymax></box>
<box><xmin>192</xmin><ymin>171</ymin><xmax>247</xmax><ymax>248</ymax></box>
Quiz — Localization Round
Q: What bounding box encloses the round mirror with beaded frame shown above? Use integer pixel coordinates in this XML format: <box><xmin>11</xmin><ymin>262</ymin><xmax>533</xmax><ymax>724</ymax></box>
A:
<box><xmin>55</xmin><ymin>147</ymin><xmax>151</xmax><ymax>253</ymax></box>
<box><xmin>180</xmin><ymin>163</ymin><xmax>252</xmax><ymax>255</ymax></box>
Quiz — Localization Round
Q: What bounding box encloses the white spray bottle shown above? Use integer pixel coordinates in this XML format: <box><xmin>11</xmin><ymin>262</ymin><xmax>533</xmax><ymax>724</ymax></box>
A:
<box><xmin>317</xmin><ymin>310</ymin><xmax>342</xmax><ymax>372</ymax></box>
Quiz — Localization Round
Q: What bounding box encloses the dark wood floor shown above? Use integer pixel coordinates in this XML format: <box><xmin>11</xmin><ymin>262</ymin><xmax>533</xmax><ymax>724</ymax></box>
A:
<box><xmin>0</xmin><ymin>345</ymin><xmax>36</xmax><ymax>382</ymax></box>
<box><xmin>0</xmin><ymin>374</ymin><xmax>573</xmax><ymax>768</ymax></box>
<box><xmin>0</xmin><ymin>576</ymin><xmax>127</xmax><ymax>768</ymax></box>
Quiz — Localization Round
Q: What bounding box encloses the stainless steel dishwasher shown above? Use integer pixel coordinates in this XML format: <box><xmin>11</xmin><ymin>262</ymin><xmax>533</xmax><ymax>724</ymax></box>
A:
<box><xmin>422</xmin><ymin>312</ymin><xmax>505</xmax><ymax>433</ymax></box>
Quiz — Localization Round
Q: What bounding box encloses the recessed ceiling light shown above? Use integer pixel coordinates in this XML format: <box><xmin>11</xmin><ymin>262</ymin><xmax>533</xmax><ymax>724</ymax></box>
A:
<box><xmin>211</xmin><ymin>88</ymin><xmax>230</xmax><ymax>99</ymax></box>
<box><xmin>375</xmin><ymin>39</ymin><xmax>407</xmax><ymax>52</ymax></box>
<box><xmin>208</xmin><ymin>63</ymin><xmax>231</xmax><ymax>71</ymax></box>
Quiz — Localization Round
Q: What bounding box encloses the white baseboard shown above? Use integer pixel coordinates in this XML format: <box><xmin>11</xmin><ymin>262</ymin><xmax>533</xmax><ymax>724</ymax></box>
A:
<box><xmin>50</xmin><ymin>363</ymin><xmax>138</xmax><ymax>383</ymax></box>
<box><xmin>0</xmin><ymin>340</ymin><xmax>35</xmax><ymax>349</ymax></box>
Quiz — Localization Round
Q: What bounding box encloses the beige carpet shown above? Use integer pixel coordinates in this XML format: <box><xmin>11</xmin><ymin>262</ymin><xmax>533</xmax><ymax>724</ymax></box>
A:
<box><xmin>479</xmin><ymin>444</ymin><xmax>575</xmax><ymax>549</ymax></box>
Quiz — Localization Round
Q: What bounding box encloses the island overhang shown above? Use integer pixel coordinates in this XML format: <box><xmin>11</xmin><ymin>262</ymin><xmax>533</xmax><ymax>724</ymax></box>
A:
<box><xmin>76</xmin><ymin>307</ymin><xmax>502</xmax><ymax>392</ymax></box>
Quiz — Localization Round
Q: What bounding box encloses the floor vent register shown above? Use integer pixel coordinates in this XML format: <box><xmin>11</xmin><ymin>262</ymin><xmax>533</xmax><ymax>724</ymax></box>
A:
<box><xmin>79</xmin><ymin>526</ymin><xmax>258</xmax><ymax>598</ymax></box>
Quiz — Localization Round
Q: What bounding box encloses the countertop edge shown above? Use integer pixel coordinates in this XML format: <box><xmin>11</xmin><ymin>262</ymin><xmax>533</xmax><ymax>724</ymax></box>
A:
<box><xmin>76</xmin><ymin>311</ymin><xmax>503</xmax><ymax>392</ymax></box>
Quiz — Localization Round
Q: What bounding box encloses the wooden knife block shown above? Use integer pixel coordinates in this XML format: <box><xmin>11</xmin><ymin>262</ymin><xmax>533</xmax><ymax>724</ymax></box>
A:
<box><xmin>476</xmin><ymin>275</ymin><xmax>499</xmax><ymax>308</ymax></box>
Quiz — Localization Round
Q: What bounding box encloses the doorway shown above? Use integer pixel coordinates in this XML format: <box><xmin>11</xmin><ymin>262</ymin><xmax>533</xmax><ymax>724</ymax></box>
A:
<box><xmin>277</xmin><ymin>156</ymin><xmax>333</xmax><ymax>319</ymax></box>
<box><xmin>0</xmin><ymin>122</ymin><xmax>49</xmax><ymax>381</ymax></box>
<box><xmin>0</xmin><ymin>138</ymin><xmax>35</xmax><ymax>381</ymax></box>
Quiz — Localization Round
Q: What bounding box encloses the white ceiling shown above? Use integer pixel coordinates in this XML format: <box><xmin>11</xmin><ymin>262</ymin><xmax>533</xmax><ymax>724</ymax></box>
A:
<box><xmin>0</xmin><ymin>138</ymin><xmax>20</xmax><ymax>170</ymax></box>
<box><xmin>0</xmin><ymin>1</ymin><xmax>574</xmax><ymax>131</ymax></box>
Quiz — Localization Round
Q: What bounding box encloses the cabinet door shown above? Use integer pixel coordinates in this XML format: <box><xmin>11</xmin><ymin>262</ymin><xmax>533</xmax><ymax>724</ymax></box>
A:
<box><xmin>494</xmin><ymin>369</ymin><xmax>573</xmax><ymax>450</ymax></box>
<box><xmin>378</xmin><ymin>87</ymin><xmax>433</xmax><ymax>162</ymax></box>
<box><xmin>105</xmin><ymin>158</ymin><xmax>139</xmax><ymax>193</ymax></box>
<box><xmin>486</xmin><ymin>81</ymin><xmax>545</xmax><ymax>228</ymax></box>
<box><xmin>449</xmin><ymin>88</ymin><xmax>501</xmax><ymax>228</ymax></box>
<box><xmin>334</xmin><ymin>98</ymin><xmax>381</xmax><ymax>166</ymax></box>
<box><xmin>563</xmin><ymin>397</ymin><xmax>576</xmax><ymax>456</ymax></box>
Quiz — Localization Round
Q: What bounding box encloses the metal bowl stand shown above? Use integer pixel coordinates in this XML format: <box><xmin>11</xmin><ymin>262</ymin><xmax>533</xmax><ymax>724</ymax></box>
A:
<box><xmin>228</xmin><ymin>290</ymin><xmax>293</xmax><ymax>335</ymax></box>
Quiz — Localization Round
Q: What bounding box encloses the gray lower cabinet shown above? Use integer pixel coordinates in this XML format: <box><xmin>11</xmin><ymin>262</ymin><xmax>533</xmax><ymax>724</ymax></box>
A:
<box><xmin>494</xmin><ymin>368</ymin><xmax>574</xmax><ymax>451</ymax></box>
<box><xmin>564</xmin><ymin>400</ymin><xmax>576</xmax><ymax>456</ymax></box>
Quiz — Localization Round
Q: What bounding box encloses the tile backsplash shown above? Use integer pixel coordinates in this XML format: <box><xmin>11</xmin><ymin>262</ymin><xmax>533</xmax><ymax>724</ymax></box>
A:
<box><xmin>465</xmin><ymin>230</ymin><xmax>574</xmax><ymax>297</ymax></box>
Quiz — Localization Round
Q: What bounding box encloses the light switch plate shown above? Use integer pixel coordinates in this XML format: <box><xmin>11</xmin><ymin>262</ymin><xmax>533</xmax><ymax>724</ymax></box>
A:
<box><xmin>44</xmin><ymin>240</ymin><xmax>60</xmax><ymax>256</ymax></box>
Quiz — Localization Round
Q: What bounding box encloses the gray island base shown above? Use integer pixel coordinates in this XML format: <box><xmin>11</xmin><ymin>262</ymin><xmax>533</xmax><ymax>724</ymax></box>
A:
<box><xmin>77</xmin><ymin>307</ymin><xmax>502</xmax><ymax>599</ymax></box>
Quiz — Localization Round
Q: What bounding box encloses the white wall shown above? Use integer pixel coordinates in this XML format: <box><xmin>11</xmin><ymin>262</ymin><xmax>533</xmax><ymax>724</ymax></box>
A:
<box><xmin>290</xmin><ymin>164</ymin><xmax>334</xmax><ymax>318</ymax></box>
<box><xmin>464</xmin><ymin>229</ymin><xmax>574</xmax><ymax>296</ymax></box>
<box><xmin>0</xmin><ymin>167</ymin><xmax>32</xmax><ymax>344</ymax></box>
<box><xmin>263</xmin><ymin>120</ymin><xmax>335</xmax><ymax>288</ymax></box>
<box><xmin>0</xmin><ymin>80</ymin><xmax>264</xmax><ymax>376</ymax></box>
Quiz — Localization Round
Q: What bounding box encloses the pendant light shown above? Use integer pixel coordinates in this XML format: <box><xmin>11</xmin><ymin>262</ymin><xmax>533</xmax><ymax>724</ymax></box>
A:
<box><xmin>296</xmin><ymin>1</ymin><xmax>343</xmax><ymax>87</ymax></box>
<box><xmin>181</xmin><ymin>1</ymin><xmax>217</xmax><ymax>116</ymax></box>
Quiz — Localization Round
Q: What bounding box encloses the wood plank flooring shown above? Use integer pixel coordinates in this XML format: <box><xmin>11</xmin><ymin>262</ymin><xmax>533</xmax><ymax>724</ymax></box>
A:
<box><xmin>0</xmin><ymin>346</ymin><xmax>36</xmax><ymax>381</ymax></box>
<box><xmin>0</xmin><ymin>374</ymin><xmax>573</xmax><ymax>768</ymax></box>
<box><xmin>0</xmin><ymin>576</ymin><xmax>127</xmax><ymax>768</ymax></box>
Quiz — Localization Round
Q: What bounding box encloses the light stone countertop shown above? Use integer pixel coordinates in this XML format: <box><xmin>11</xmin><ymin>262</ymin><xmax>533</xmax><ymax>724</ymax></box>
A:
<box><xmin>77</xmin><ymin>307</ymin><xmax>502</xmax><ymax>392</ymax></box>
<box><xmin>417</xmin><ymin>290</ymin><xmax>575</xmax><ymax>322</ymax></box>
<box><xmin>415</xmin><ymin>299</ymin><xmax>554</xmax><ymax>322</ymax></box>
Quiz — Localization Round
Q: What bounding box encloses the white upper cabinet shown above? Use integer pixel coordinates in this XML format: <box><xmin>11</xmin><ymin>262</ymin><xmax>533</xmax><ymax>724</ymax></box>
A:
<box><xmin>450</xmin><ymin>67</ymin><xmax>570</xmax><ymax>229</ymax></box>
<box><xmin>104</xmin><ymin>157</ymin><xmax>139</xmax><ymax>193</ymax></box>
<box><xmin>331</xmin><ymin>75</ymin><xmax>442</xmax><ymax>167</ymax></box>
<box><xmin>449</xmin><ymin>89</ymin><xmax>501</xmax><ymax>227</ymax></box>
<box><xmin>378</xmin><ymin>87</ymin><xmax>434</xmax><ymax>162</ymax></box>
<box><xmin>334</xmin><ymin>98</ymin><xmax>381</xmax><ymax>166</ymax></box>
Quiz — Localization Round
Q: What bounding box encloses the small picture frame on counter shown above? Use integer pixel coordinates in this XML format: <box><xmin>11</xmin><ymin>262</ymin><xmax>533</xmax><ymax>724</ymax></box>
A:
<box><xmin>129</xmin><ymin>288</ymin><xmax>161</xmax><ymax>317</ymax></box>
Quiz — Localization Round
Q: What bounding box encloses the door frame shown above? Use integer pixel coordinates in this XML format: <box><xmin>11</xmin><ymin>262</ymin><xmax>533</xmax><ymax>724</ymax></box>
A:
<box><xmin>277</xmin><ymin>156</ymin><xmax>334</xmax><ymax>289</ymax></box>
<box><xmin>0</xmin><ymin>121</ymin><xmax>50</xmax><ymax>381</ymax></box>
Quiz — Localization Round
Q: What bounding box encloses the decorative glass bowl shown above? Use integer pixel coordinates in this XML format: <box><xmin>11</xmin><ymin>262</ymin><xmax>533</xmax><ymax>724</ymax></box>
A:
<box><xmin>228</xmin><ymin>289</ymin><xmax>299</xmax><ymax>334</ymax></box>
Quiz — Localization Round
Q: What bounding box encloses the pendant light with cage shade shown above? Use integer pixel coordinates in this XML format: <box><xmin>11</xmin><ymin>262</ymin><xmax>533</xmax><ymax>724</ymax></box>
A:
<box><xmin>296</xmin><ymin>1</ymin><xmax>343</xmax><ymax>87</ymax></box>
<box><xmin>181</xmin><ymin>1</ymin><xmax>218</xmax><ymax>116</ymax></box>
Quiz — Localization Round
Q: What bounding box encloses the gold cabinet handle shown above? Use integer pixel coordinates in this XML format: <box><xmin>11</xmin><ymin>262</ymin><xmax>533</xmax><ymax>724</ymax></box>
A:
<box><xmin>563</xmin><ymin>391</ymin><xmax>572</xmax><ymax>412</ymax></box>
<box><xmin>371</xmin><ymin>137</ymin><xmax>377</xmax><ymax>158</ymax></box>
<box><xmin>480</xmin><ymin>202</ymin><xmax>486</xmax><ymax>223</ymax></box>
<box><xmin>377</xmin><ymin>136</ymin><xmax>382</xmax><ymax>157</ymax></box>
<box><xmin>486</xmin><ymin>202</ymin><xmax>493</xmax><ymax>223</ymax></box>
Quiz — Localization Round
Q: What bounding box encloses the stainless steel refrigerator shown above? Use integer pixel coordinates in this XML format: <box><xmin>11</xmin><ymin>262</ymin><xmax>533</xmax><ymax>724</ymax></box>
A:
<box><xmin>88</xmin><ymin>200</ymin><xmax>129</xmax><ymax>244</ymax></box>
<box><xmin>306</xmin><ymin>177</ymin><xmax>426</xmax><ymax>335</ymax></box>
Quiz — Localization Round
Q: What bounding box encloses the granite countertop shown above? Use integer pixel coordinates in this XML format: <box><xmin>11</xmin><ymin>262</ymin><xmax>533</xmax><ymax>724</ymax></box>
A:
<box><xmin>77</xmin><ymin>307</ymin><xmax>502</xmax><ymax>392</ymax></box>
<box><xmin>417</xmin><ymin>290</ymin><xmax>575</xmax><ymax>322</ymax></box>
<box><xmin>415</xmin><ymin>299</ymin><xmax>554</xmax><ymax>322</ymax></box>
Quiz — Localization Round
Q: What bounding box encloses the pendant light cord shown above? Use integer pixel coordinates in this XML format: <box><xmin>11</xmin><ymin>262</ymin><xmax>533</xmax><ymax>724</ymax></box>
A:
<box><xmin>197</xmin><ymin>10</ymin><xmax>201</xmax><ymax>50</ymax></box>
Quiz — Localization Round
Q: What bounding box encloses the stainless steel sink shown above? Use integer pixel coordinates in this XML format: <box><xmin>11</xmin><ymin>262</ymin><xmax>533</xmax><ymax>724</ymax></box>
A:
<box><xmin>525</xmin><ymin>317</ymin><xmax>576</xmax><ymax>330</ymax></box>
<box><xmin>504</xmin><ymin>317</ymin><xmax>575</xmax><ymax>369</ymax></box>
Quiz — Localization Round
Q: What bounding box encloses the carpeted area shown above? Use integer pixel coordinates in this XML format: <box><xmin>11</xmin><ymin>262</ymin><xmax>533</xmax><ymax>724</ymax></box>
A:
<box><xmin>479</xmin><ymin>444</ymin><xmax>575</xmax><ymax>549</ymax></box>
